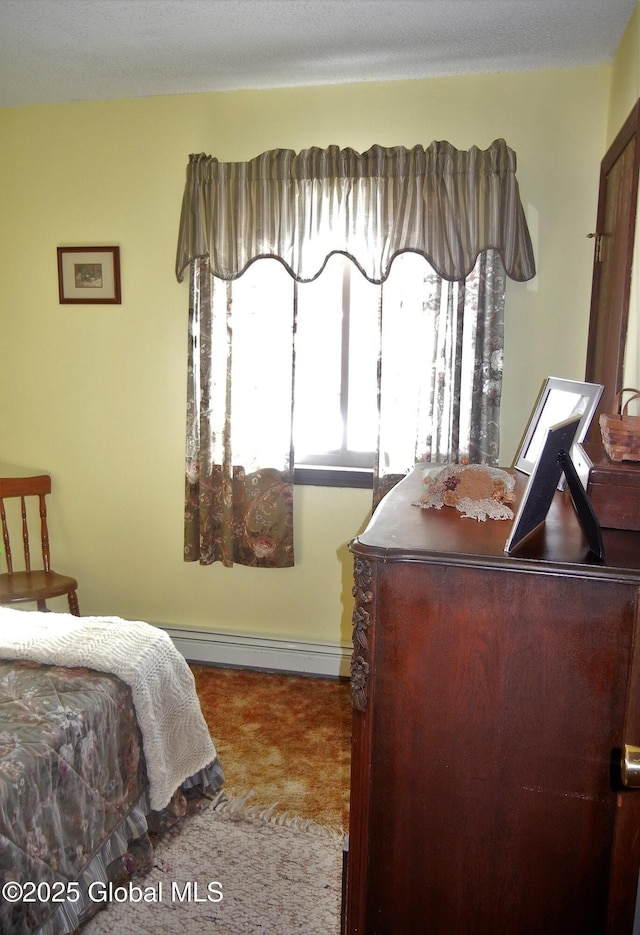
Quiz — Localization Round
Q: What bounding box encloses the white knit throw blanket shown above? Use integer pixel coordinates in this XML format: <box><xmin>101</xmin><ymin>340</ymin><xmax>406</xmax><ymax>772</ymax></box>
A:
<box><xmin>0</xmin><ymin>607</ymin><xmax>218</xmax><ymax>811</ymax></box>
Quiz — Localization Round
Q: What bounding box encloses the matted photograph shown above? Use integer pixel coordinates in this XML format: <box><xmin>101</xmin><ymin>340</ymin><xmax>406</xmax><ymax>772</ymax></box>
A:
<box><xmin>57</xmin><ymin>246</ymin><xmax>121</xmax><ymax>304</ymax></box>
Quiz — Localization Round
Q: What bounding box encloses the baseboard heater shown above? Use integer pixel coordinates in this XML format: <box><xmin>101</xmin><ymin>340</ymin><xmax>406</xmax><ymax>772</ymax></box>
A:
<box><xmin>161</xmin><ymin>625</ymin><xmax>352</xmax><ymax>679</ymax></box>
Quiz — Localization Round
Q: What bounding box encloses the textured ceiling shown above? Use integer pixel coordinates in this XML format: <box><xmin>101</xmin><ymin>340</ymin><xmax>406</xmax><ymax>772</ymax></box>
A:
<box><xmin>0</xmin><ymin>0</ymin><xmax>636</xmax><ymax>108</ymax></box>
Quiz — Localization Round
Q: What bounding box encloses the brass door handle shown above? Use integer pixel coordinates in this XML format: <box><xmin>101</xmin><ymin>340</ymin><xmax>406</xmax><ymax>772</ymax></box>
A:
<box><xmin>621</xmin><ymin>745</ymin><xmax>640</xmax><ymax>788</ymax></box>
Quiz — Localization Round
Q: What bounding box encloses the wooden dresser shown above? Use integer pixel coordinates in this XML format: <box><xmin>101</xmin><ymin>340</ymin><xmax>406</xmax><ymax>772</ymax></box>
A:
<box><xmin>345</xmin><ymin>465</ymin><xmax>640</xmax><ymax>935</ymax></box>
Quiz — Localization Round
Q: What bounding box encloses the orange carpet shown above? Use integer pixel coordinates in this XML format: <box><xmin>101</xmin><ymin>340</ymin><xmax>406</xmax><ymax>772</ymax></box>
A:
<box><xmin>190</xmin><ymin>664</ymin><xmax>351</xmax><ymax>831</ymax></box>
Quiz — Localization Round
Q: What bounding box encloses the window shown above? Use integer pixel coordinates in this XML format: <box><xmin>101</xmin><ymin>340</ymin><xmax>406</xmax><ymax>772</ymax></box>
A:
<box><xmin>221</xmin><ymin>255</ymin><xmax>377</xmax><ymax>488</ymax></box>
<box><xmin>232</xmin><ymin>251</ymin><xmax>500</xmax><ymax>489</ymax></box>
<box><xmin>293</xmin><ymin>251</ymin><xmax>476</xmax><ymax>488</ymax></box>
<box><xmin>294</xmin><ymin>255</ymin><xmax>379</xmax><ymax>486</ymax></box>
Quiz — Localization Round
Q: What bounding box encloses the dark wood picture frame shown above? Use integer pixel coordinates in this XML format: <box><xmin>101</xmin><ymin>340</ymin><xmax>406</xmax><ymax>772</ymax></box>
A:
<box><xmin>57</xmin><ymin>246</ymin><xmax>121</xmax><ymax>304</ymax></box>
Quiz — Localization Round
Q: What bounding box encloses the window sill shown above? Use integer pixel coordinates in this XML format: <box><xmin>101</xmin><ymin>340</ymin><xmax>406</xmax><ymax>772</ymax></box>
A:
<box><xmin>294</xmin><ymin>465</ymin><xmax>373</xmax><ymax>489</ymax></box>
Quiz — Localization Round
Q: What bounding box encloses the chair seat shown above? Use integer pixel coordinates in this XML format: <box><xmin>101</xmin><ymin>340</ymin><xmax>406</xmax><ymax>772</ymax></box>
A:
<box><xmin>0</xmin><ymin>571</ymin><xmax>79</xmax><ymax>605</ymax></box>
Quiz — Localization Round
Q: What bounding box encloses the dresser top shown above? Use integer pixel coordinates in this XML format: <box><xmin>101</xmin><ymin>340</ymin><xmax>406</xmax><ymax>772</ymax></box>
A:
<box><xmin>352</xmin><ymin>465</ymin><xmax>640</xmax><ymax>578</ymax></box>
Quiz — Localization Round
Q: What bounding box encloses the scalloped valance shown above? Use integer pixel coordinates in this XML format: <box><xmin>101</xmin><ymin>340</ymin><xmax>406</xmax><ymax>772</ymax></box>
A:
<box><xmin>175</xmin><ymin>139</ymin><xmax>535</xmax><ymax>285</ymax></box>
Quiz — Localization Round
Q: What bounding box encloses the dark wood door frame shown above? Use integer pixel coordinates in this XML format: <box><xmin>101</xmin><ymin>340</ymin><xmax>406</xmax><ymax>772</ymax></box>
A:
<box><xmin>585</xmin><ymin>99</ymin><xmax>640</xmax><ymax>433</ymax></box>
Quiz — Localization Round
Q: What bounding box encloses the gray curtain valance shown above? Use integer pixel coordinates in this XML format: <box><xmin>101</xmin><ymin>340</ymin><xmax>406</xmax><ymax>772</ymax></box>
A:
<box><xmin>175</xmin><ymin>139</ymin><xmax>536</xmax><ymax>285</ymax></box>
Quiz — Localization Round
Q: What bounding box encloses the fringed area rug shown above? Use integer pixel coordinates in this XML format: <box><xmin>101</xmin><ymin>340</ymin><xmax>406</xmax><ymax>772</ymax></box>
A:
<box><xmin>189</xmin><ymin>665</ymin><xmax>352</xmax><ymax>831</ymax></box>
<box><xmin>82</xmin><ymin>793</ymin><xmax>345</xmax><ymax>934</ymax></box>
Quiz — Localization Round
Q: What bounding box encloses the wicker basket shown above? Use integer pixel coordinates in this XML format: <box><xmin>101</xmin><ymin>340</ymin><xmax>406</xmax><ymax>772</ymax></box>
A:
<box><xmin>599</xmin><ymin>388</ymin><xmax>640</xmax><ymax>461</ymax></box>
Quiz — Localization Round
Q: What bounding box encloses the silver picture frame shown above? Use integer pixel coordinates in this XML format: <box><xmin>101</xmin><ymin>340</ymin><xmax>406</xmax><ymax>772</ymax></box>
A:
<box><xmin>514</xmin><ymin>377</ymin><xmax>604</xmax><ymax>485</ymax></box>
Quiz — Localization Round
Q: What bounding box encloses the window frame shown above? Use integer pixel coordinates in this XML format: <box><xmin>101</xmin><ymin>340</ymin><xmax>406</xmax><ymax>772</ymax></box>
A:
<box><xmin>293</xmin><ymin>465</ymin><xmax>373</xmax><ymax>488</ymax></box>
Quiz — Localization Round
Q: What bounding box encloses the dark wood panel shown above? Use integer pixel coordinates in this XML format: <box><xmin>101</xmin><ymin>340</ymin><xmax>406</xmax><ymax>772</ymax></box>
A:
<box><xmin>364</xmin><ymin>565</ymin><xmax>634</xmax><ymax>933</ymax></box>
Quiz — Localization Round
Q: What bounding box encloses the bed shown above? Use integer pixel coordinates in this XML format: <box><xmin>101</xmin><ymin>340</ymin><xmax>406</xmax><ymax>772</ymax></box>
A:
<box><xmin>0</xmin><ymin>607</ymin><xmax>224</xmax><ymax>935</ymax></box>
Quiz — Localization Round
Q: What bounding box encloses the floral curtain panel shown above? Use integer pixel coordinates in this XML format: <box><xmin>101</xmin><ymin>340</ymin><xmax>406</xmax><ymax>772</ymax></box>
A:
<box><xmin>184</xmin><ymin>257</ymin><xmax>295</xmax><ymax>568</ymax></box>
<box><xmin>176</xmin><ymin>141</ymin><xmax>535</xmax><ymax>568</ymax></box>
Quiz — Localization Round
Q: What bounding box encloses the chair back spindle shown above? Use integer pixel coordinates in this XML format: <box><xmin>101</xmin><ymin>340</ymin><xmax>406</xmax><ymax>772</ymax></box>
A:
<box><xmin>20</xmin><ymin>495</ymin><xmax>31</xmax><ymax>572</ymax></box>
<box><xmin>0</xmin><ymin>499</ymin><xmax>13</xmax><ymax>574</ymax></box>
<box><xmin>0</xmin><ymin>474</ymin><xmax>79</xmax><ymax>614</ymax></box>
<box><xmin>38</xmin><ymin>493</ymin><xmax>51</xmax><ymax>573</ymax></box>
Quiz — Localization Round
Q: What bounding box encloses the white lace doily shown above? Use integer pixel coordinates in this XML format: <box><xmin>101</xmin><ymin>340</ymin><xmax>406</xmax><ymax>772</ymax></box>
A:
<box><xmin>413</xmin><ymin>463</ymin><xmax>516</xmax><ymax>521</ymax></box>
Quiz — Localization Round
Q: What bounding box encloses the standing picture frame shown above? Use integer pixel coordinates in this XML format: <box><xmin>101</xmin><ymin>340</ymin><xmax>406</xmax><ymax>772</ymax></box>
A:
<box><xmin>505</xmin><ymin>414</ymin><xmax>604</xmax><ymax>560</ymax></box>
<box><xmin>57</xmin><ymin>246</ymin><xmax>121</xmax><ymax>304</ymax></box>
<box><xmin>514</xmin><ymin>377</ymin><xmax>604</xmax><ymax>483</ymax></box>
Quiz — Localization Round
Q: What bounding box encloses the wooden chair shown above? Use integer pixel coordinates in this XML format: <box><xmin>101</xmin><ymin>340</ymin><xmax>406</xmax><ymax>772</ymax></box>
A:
<box><xmin>0</xmin><ymin>474</ymin><xmax>79</xmax><ymax>614</ymax></box>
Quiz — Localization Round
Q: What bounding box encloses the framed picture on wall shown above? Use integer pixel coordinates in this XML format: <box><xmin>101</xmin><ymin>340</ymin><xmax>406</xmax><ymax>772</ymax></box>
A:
<box><xmin>57</xmin><ymin>246</ymin><xmax>121</xmax><ymax>304</ymax></box>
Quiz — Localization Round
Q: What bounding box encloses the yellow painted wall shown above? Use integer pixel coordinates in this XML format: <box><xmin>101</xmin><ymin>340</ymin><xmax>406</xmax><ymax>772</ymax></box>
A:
<box><xmin>609</xmin><ymin>3</ymin><xmax>640</xmax><ymax>143</ymax></box>
<box><xmin>0</xmin><ymin>66</ymin><xmax>613</xmax><ymax>642</ymax></box>
<box><xmin>609</xmin><ymin>3</ymin><xmax>640</xmax><ymax>392</ymax></box>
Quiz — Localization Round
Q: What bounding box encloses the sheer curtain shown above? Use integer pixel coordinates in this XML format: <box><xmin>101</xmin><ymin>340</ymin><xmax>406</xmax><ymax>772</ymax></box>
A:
<box><xmin>374</xmin><ymin>249</ymin><xmax>506</xmax><ymax>504</ymax></box>
<box><xmin>176</xmin><ymin>141</ymin><xmax>535</xmax><ymax>567</ymax></box>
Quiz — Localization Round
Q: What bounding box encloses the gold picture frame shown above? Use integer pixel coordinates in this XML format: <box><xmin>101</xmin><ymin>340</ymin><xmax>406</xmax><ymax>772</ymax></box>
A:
<box><xmin>57</xmin><ymin>246</ymin><xmax>121</xmax><ymax>304</ymax></box>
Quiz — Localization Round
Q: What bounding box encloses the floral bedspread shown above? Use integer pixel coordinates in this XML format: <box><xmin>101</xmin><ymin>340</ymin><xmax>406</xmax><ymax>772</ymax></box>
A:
<box><xmin>0</xmin><ymin>659</ymin><xmax>151</xmax><ymax>935</ymax></box>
